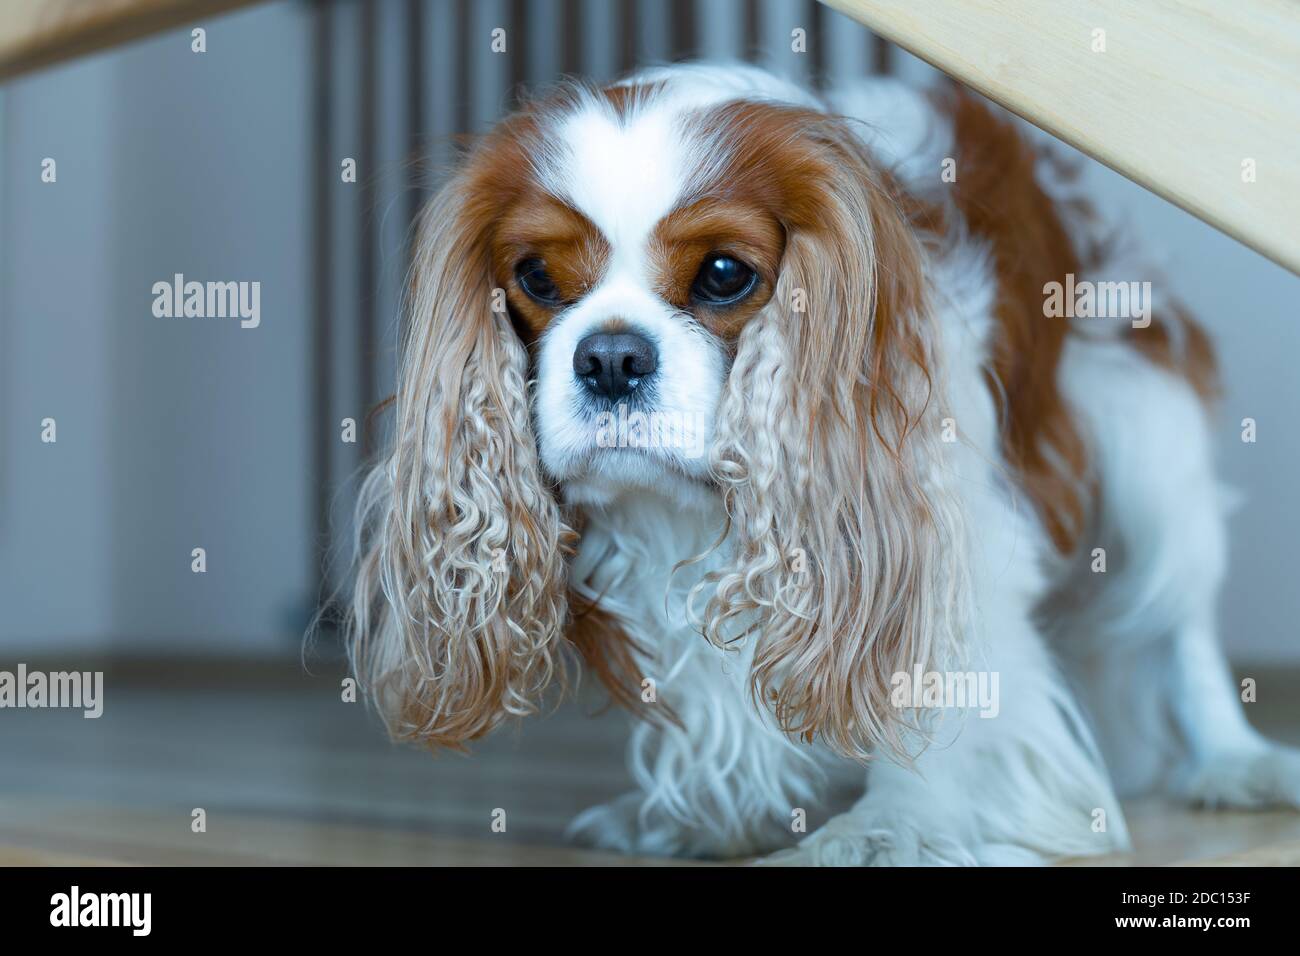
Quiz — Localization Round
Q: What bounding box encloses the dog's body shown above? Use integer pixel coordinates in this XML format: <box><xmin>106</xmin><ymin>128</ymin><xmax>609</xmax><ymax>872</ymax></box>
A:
<box><xmin>350</xmin><ymin>64</ymin><xmax>1300</xmax><ymax>864</ymax></box>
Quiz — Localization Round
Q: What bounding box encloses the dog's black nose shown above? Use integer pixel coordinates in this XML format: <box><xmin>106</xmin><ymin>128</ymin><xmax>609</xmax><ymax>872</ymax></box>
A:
<box><xmin>572</xmin><ymin>332</ymin><xmax>658</xmax><ymax>401</ymax></box>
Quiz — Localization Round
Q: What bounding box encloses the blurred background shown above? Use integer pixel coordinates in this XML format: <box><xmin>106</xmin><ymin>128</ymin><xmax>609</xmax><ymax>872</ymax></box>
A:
<box><xmin>0</xmin><ymin>0</ymin><xmax>1297</xmax><ymax>864</ymax></box>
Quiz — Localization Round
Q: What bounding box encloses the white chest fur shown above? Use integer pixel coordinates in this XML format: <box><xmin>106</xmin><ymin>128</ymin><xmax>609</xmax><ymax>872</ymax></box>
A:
<box><xmin>568</xmin><ymin>492</ymin><xmax>825</xmax><ymax>854</ymax></box>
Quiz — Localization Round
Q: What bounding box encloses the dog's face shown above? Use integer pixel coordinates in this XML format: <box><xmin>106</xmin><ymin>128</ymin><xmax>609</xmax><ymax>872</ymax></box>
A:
<box><xmin>489</xmin><ymin>92</ymin><xmax>789</xmax><ymax>509</ymax></box>
<box><xmin>350</xmin><ymin>73</ymin><xmax>968</xmax><ymax>760</ymax></box>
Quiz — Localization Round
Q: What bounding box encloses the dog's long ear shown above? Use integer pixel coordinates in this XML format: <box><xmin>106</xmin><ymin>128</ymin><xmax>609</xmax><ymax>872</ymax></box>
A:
<box><xmin>348</xmin><ymin>165</ymin><xmax>573</xmax><ymax>751</ymax></box>
<box><xmin>701</xmin><ymin>111</ymin><xmax>969</xmax><ymax>762</ymax></box>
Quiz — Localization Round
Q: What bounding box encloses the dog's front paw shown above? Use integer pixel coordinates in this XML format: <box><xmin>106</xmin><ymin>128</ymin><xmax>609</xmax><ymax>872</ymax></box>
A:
<box><xmin>567</xmin><ymin>793</ymin><xmax>650</xmax><ymax>855</ymax></box>
<box><xmin>568</xmin><ymin>793</ymin><xmax>782</xmax><ymax>860</ymax></box>
<box><xmin>1177</xmin><ymin>745</ymin><xmax>1300</xmax><ymax>810</ymax></box>
<box><xmin>758</xmin><ymin>809</ymin><xmax>1042</xmax><ymax>867</ymax></box>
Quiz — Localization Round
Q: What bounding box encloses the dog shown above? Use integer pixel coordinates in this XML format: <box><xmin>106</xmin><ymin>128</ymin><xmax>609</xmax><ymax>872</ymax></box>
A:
<box><xmin>345</xmin><ymin>63</ymin><xmax>1300</xmax><ymax>864</ymax></box>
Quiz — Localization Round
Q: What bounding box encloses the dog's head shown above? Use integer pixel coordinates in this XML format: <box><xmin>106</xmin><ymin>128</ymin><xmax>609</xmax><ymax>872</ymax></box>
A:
<box><xmin>349</xmin><ymin>68</ymin><xmax>966</xmax><ymax>760</ymax></box>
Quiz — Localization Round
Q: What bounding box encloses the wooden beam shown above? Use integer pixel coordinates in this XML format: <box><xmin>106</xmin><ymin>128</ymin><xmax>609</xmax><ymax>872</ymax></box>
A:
<box><xmin>0</xmin><ymin>0</ymin><xmax>267</xmax><ymax>81</ymax></box>
<box><xmin>822</xmin><ymin>0</ymin><xmax>1300</xmax><ymax>276</ymax></box>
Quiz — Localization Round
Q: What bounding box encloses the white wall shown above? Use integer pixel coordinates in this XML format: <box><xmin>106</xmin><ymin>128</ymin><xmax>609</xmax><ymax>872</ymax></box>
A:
<box><xmin>0</xmin><ymin>2</ymin><xmax>314</xmax><ymax>656</ymax></box>
<box><xmin>0</xmin><ymin>55</ymin><xmax>118</xmax><ymax>645</ymax></box>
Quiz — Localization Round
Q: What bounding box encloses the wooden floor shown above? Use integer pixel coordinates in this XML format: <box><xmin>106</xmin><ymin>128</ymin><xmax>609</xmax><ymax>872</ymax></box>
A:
<box><xmin>3</xmin><ymin>654</ymin><xmax>1299</xmax><ymax>866</ymax></box>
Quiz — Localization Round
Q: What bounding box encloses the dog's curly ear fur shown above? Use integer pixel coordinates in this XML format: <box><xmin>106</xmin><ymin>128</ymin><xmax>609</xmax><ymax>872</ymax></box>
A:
<box><xmin>697</xmin><ymin>108</ymin><xmax>970</xmax><ymax>763</ymax></box>
<box><xmin>347</xmin><ymin>161</ymin><xmax>574</xmax><ymax>751</ymax></box>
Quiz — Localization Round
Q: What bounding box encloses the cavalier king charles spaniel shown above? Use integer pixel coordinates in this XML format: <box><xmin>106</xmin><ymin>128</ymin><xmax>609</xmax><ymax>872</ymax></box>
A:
<box><xmin>345</xmin><ymin>63</ymin><xmax>1300</xmax><ymax>864</ymax></box>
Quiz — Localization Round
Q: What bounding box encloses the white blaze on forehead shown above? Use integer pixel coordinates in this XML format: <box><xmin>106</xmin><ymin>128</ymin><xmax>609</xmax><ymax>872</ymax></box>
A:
<box><xmin>534</xmin><ymin>65</ymin><xmax>819</xmax><ymax>252</ymax></box>
<box><xmin>545</xmin><ymin>103</ymin><xmax>692</xmax><ymax>257</ymax></box>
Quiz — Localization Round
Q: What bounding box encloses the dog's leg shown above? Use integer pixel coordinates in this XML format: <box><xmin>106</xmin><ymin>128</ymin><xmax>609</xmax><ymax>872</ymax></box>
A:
<box><xmin>1052</xmin><ymin>337</ymin><xmax>1300</xmax><ymax>809</ymax></box>
<box><xmin>1162</xmin><ymin>609</ymin><xmax>1300</xmax><ymax>809</ymax></box>
<box><xmin>764</xmin><ymin>595</ymin><xmax>1129</xmax><ymax>866</ymax></box>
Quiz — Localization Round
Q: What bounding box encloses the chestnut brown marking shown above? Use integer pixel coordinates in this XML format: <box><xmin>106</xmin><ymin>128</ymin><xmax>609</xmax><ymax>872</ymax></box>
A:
<box><xmin>1128</xmin><ymin>300</ymin><xmax>1220</xmax><ymax>403</ymax></box>
<box><xmin>491</xmin><ymin>193</ymin><xmax>611</xmax><ymax>339</ymax></box>
<box><xmin>442</xmin><ymin>87</ymin><xmax>612</xmax><ymax>344</ymax></box>
<box><xmin>674</xmin><ymin>98</ymin><xmax>935</xmax><ymax>450</ymax></box>
<box><xmin>566</xmin><ymin>592</ymin><xmax>682</xmax><ymax>728</ymax></box>
<box><xmin>936</xmin><ymin>85</ymin><xmax>1219</xmax><ymax>553</ymax></box>
<box><xmin>602</xmin><ymin>79</ymin><xmax>668</xmax><ymax>119</ymax></box>
<box><xmin>935</xmin><ymin>86</ymin><xmax>1093</xmax><ymax>554</ymax></box>
<box><xmin>650</xmin><ymin>198</ymin><xmax>785</xmax><ymax>340</ymax></box>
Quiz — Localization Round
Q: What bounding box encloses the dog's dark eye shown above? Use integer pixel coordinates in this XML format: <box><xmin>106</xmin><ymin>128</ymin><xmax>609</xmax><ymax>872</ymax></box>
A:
<box><xmin>691</xmin><ymin>254</ymin><xmax>757</xmax><ymax>305</ymax></box>
<box><xmin>515</xmin><ymin>258</ymin><xmax>562</xmax><ymax>306</ymax></box>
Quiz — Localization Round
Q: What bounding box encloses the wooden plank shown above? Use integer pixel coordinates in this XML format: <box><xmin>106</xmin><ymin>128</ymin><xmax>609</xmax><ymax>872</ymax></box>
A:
<box><xmin>822</xmin><ymin>0</ymin><xmax>1300</xmax><ymax>276</ymax></box>
<box><xmin>3</xmin><ymin>664</ymin><xmax>1300</xmax><ymax>865</ymax></box>
<box><xmin>7</xmin><ymin>796</ymin><xmax>1300</xmax><ymax>866</ymax></box>
<box><xmin>0</xmin><ymin>845</ymin><xmax>125</xmax><ymax>866</ymax></box>
<box><xmin>1178</xmin><ymin>839</ymin><xmax>1300</xmax><ymax>867</ymax></box>
<box><xmin>0</xmin><ymin>798</ymin><xmax>704</xmax><ymax>866</ymax></box>
<box><xmin>1058</xmin><ymin>798</ymin><xmax>1300</xmax><ymax>866</ymax></box>
<box><xmin>0</xmin><ymin>0</ymin><xmax>267</xmax><ymax>80</ymax></box>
